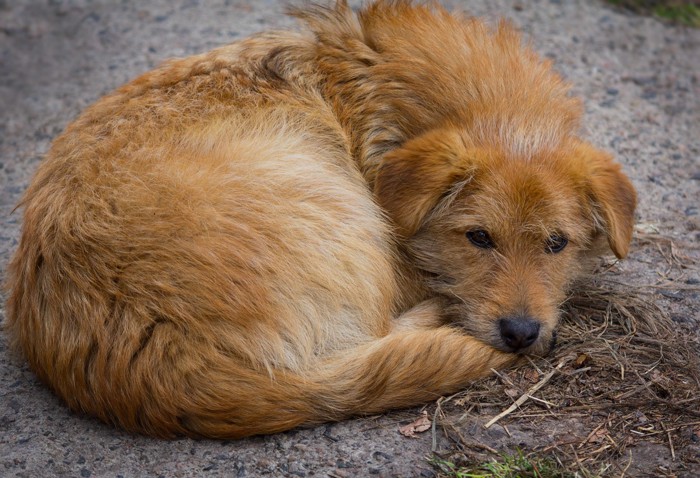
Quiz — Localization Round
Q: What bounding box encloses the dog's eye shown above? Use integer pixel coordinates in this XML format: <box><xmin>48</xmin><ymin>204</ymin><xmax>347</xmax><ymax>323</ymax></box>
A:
<box><xmin>545</xmin><ymin>234</ymin><xmax>568</xmax><ymax>253</ymax></box>
<box><xmin>466</xmin><ymin>229</ymin><xmax>494</xmax><ymax>249</ymax></box>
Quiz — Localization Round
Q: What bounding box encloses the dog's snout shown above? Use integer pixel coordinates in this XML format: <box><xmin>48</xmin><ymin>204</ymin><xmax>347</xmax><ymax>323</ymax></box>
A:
<box><xmin>499</xmin><ymin>316</ymin><xmax>540</xmax><ymax>352</ymax></box>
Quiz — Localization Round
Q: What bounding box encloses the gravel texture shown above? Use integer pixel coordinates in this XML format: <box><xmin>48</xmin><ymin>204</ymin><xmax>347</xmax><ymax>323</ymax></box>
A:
<box><xmin>1</xmin><ymin>0</ymin><xmax>698</xmax><ymax>476</ymax></box>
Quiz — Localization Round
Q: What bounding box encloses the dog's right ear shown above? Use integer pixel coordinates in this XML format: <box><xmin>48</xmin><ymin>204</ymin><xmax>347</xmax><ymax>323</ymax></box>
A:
<box><xmin>374</xmin><ymin>129</ymin><xmax>472</xmax><ymax>237</ymax></box>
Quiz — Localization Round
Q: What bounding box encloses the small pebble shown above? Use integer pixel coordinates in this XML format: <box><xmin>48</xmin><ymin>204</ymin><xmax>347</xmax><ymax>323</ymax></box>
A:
<box><xmin>671</xmin><ymin>314</ymin><xmax>691</xmax><ymax>323</ymax></box>
<box><xmin>660</xmin><ymin>290</ymin><xmax>683</xmax><ymax>300</ymax></box>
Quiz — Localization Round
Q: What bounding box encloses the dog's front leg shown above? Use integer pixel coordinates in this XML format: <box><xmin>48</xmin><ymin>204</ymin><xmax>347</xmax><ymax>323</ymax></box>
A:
<box><xmin>390</xmin><ymin>299</ymin><xmax>446</xmax><ymax>333</ymax></box>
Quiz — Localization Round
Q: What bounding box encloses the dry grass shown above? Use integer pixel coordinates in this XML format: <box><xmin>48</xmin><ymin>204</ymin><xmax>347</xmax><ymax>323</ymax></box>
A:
<box><xmin>430</xmin><ymin>234</ymin><xmax>700</xmax><ymax>476</ymax></box>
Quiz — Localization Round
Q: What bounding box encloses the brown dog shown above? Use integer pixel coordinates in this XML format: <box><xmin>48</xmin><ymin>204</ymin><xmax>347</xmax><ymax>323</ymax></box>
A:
<box><xmin>5</xmin><ymin>1</ymin><xmax>636</xmax><ymax>438</ymax></box>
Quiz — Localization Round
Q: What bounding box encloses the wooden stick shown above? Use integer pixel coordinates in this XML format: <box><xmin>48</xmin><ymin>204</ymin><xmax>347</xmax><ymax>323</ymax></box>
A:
<box><xmin>431</xmin><ymin>397</ymin><xmax>444</xmax><ymax>453</ymax></box>
<box><xmin>484</xmin><ymin>359</ymin><xmax>567</xmax><ymax>429</ymax></box>
<box><xmin>619</xmin><ymin>451</ymin><xmax>633</xmax><ymax>478</ymax></box>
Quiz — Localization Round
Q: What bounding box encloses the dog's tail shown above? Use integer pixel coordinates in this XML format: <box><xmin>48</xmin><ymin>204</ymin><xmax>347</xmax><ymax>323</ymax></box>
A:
<box><xmin>158</xmin><ymin>327</ymin><xmax>514</xmax><ymax>438</ymax></box>
<box><xmin>8</xmin><ymin>243</ymin><xmax>512</xmax><ymax>439</ymax></box>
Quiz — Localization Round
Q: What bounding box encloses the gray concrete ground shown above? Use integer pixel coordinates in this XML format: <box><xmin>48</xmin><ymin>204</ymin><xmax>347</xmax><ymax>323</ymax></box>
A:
<box><xmin>1</xmin><ymin>1</ymin><xmax>698</xmax><ymax>476</ymax></box>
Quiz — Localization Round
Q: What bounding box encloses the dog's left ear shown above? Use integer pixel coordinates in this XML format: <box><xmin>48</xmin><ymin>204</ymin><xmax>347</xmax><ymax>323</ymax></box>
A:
<box><xmin>578</xmin><ymin>143</ymin><xmax>637</xmax><ymax>259</ymax></box>
<box><xmin>374</xmin><ymin>129</ymin><xmax>471</xmax><ymax>237</ymax></box>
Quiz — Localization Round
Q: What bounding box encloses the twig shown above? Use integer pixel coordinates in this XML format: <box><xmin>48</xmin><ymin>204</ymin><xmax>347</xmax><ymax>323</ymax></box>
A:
<box><xmin>566</xmin><ymin>366</ymin><xmax>592</xmax><ymax>376</ymax></box>
<box><xmin>526</xmin><ymin>394</ymin><xmax>555</xmax><ymax>408</ymax></box>
<box><xmin>629</xmin><ymin>420</ymin><xmax>700</xmax><ymax>437</ymax></box>
<box><xmin>484</xmin><ymin>359</ymin><xmax>568</xmax><ymax>428</ymax></box>
<box><xmin>490</xmin><ymin>368</ymin><xmax>516</xmax><ymax>387</ymax></box>
<box><xmin>579</xmin><ymin>421</ymin><xmax>606</xmax><ymax>449</ymax></box>
<box><xmin>526</xmin><ymin>356</ymin><xmax>544</xmax><ymax>375</ymax></box>
<box><xmin>589</xmin><ymin>443</ymin><xmax>611</xmax><ymax>456</ymax></box>
<box><xmin>661</xmin><ymin>422</ymin><xmax>676</xmax><ymax>460</ymax></box>
<box><xmin>431</xmin><ymin>397</ymin><xmax>443</xmax><ymax>453</ymax></box>
<box><xmin>447</xmin><ymin>426</ymin><xmax>499</xmax><ymax>455</ymax></box>
<box><xmin>619</xmin><ymin>451</ymin><xmax>633</xmax><ymax>478</ymax></box>
<box><xmin>569</xmin><ymin>444</ymin><xmax>587</xmax><ymax>474</ymax></box>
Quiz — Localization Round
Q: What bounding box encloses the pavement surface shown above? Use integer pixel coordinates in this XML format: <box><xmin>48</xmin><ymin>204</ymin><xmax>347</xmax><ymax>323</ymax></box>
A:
<box><xmin>1</xmin><ymin>1</ymin><xmax>699</xmax><ymax>476</ymax></box>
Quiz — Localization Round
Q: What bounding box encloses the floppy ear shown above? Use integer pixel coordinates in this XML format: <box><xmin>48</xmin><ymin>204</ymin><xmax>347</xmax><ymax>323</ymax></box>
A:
<box><xmin>578</xmin><ymin>143</ymin><xmax>637</xmax><ymax>259</ymax></box>
<box><xmin>374</xmin><ymin>129</ymin><xmax>471</xmax><ymax>237</ymax></box>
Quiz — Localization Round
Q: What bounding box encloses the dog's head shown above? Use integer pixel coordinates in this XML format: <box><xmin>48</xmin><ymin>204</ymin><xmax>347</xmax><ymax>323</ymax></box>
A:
<box><xmin>375</xmin><ymin>128</ymin><xmax>636</xmax><ymax>355</ymax></box>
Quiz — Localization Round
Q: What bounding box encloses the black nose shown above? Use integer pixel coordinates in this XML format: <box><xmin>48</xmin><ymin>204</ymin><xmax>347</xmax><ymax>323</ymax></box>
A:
<box><xmin>499</xmin><ymin>316</ymin><xmax>540</xmax><ymax>351</ymax></box>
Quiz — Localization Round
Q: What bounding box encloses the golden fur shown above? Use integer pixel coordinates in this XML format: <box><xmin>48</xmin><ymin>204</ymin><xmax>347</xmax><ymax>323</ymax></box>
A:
<box><xmin>5</xmin><ymin>1</ymin><xmax>636</xmax><ymax>438</ymax></box>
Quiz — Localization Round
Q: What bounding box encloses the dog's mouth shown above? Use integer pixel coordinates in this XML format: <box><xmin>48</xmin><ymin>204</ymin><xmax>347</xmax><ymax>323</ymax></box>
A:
<box><xmin>491</xmin><ymin>327</ymin><xmax>558</xmax><ymax>356</ymax></box>
<box><xmin>439</xmin><ymin>295</ymin><xmax>559</xmax><ymax>356</ymax></box>
<box><xmin>451</xmin><ymin>317</ymin><xmax>558</xmax><ymax>356</ymax></box>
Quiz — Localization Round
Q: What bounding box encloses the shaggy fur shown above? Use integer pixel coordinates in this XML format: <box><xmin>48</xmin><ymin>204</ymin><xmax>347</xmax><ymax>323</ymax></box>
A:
<box><xmin>5</xmin><ymin>1</ymin><xmax>636</xmax><ymax>438</ymax></box>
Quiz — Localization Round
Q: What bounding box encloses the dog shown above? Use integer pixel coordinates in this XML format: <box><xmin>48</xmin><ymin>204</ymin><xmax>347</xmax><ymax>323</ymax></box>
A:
<box><xmin>5</xmin><ymin>1</ymin><xmax>636</xmax><ymax>438</ymax></box>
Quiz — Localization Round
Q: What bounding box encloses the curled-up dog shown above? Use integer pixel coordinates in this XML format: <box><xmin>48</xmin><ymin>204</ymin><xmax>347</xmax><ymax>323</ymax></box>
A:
<box><xmin>6</xmin><ymin>1</ymin><xmax>636</xmax><ymax>438</ymax></box>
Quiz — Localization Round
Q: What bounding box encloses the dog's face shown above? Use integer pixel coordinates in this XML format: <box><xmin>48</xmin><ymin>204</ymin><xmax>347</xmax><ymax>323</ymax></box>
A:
<box><xmin>376</xmin><ymin>128</ymin><xmax>636</xmax><ymax>355</ymax></box>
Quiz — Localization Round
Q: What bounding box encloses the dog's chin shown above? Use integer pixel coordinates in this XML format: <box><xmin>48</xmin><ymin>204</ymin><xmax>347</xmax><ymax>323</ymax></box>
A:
<box><xmin>532</xmin><ymin>329</ymin><xmax>558</xmax><ymax>356</ymax></box>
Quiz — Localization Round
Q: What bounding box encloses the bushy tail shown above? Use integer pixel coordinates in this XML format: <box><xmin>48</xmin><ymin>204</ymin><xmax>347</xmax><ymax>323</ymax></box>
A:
<box><xmin>7</xmin><ymin>248</ymin><xmax>513</xmax><ymax>439</ymax></box>
<box><xmin>177</xmin><ymin>327</ymin><xmax>514</xmax><ymax>438</ymax></box>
